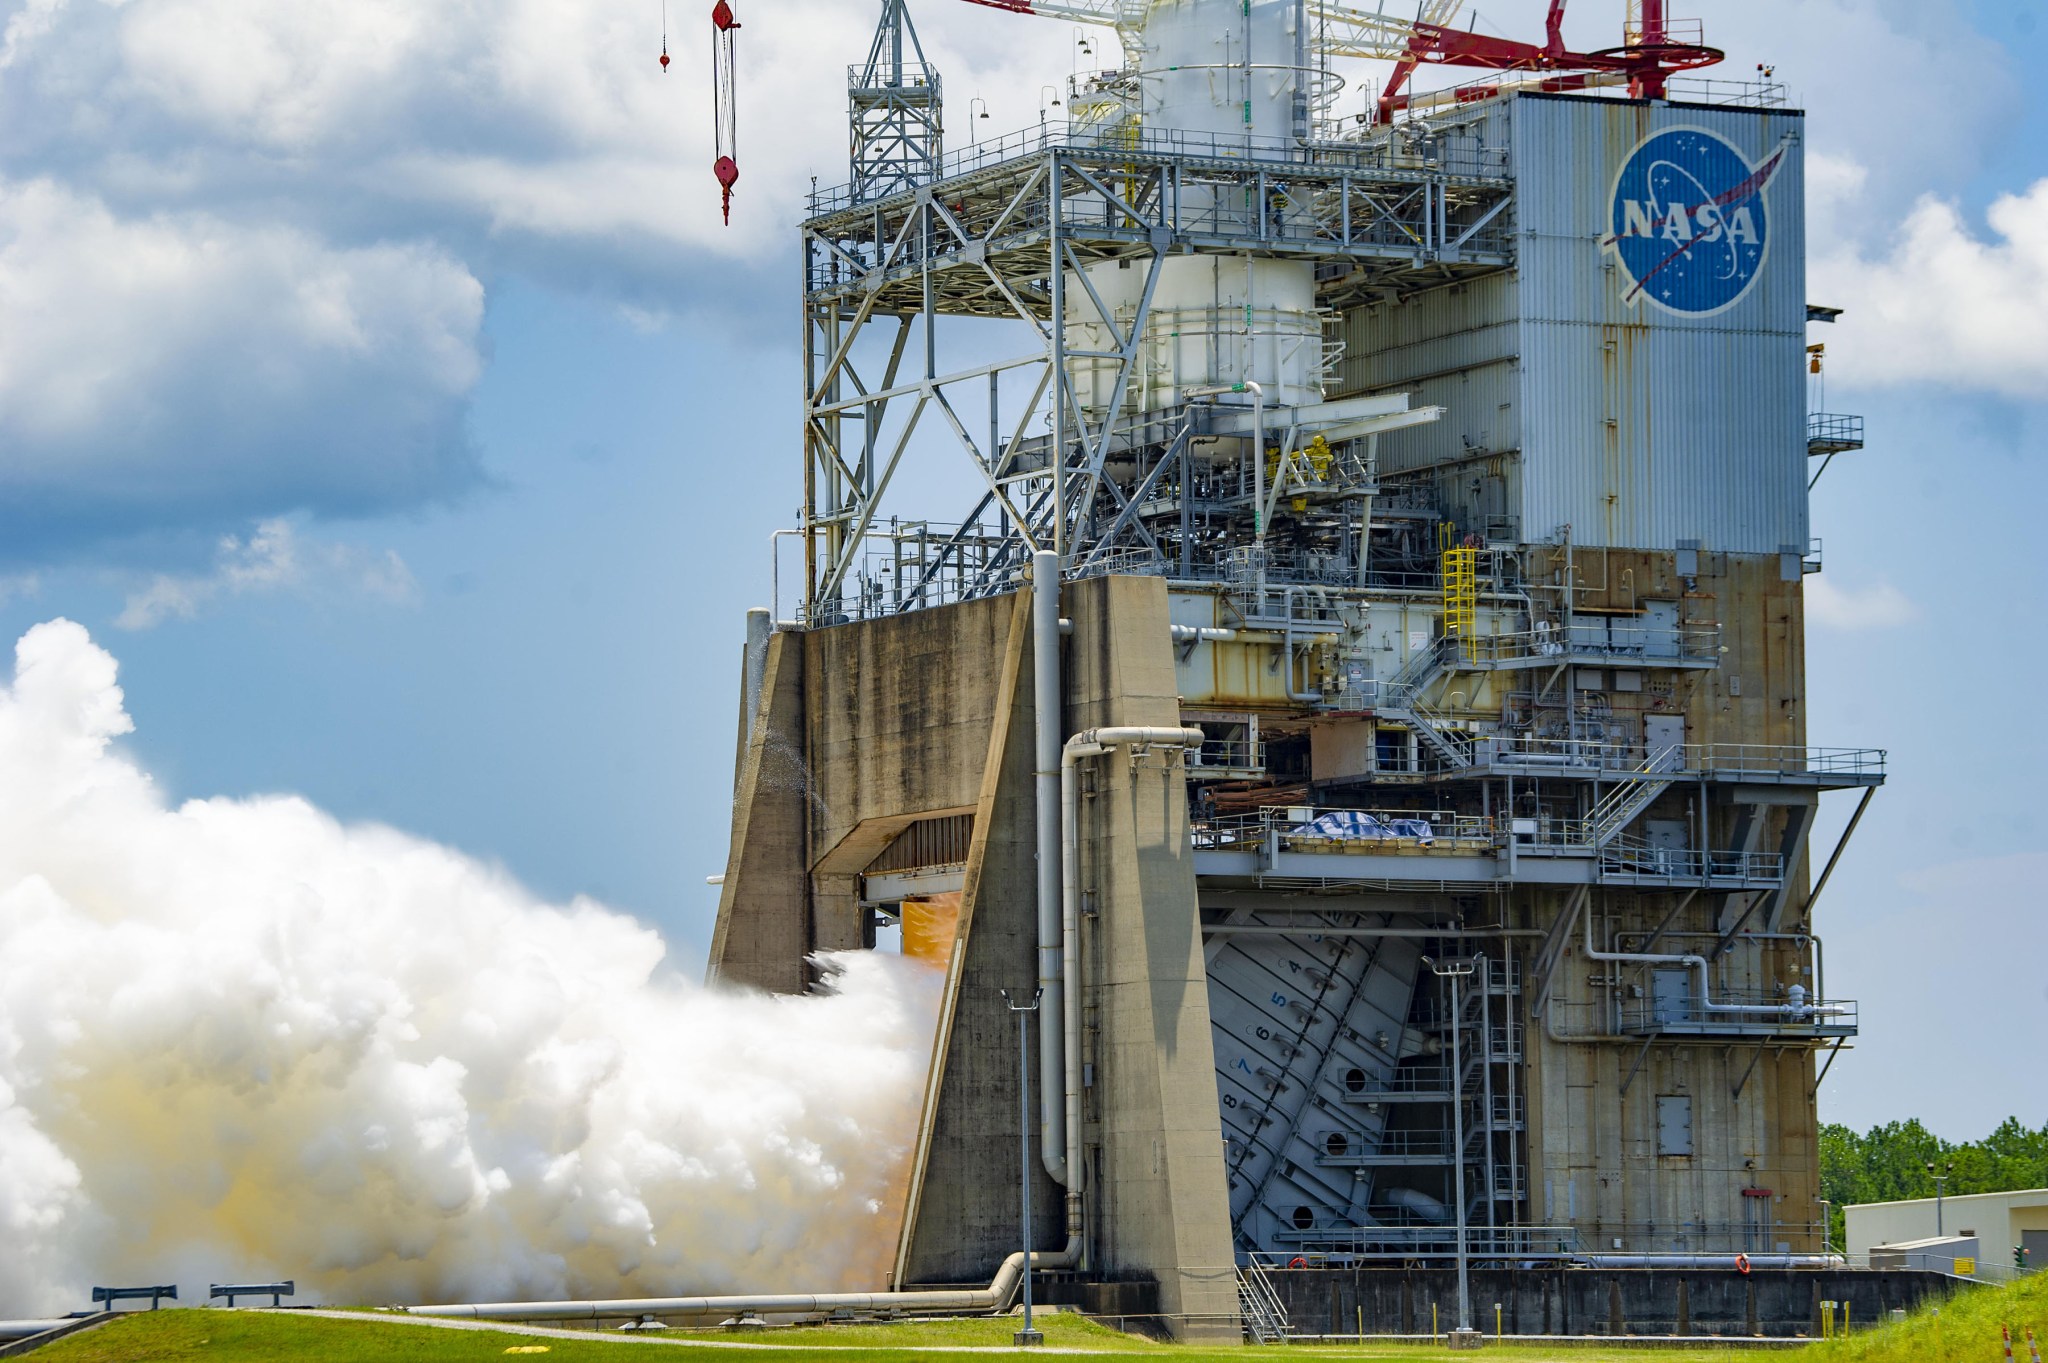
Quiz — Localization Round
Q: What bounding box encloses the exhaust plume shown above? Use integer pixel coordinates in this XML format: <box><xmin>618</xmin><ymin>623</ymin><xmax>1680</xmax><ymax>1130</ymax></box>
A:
<box><xmin>0</xmin><ymin>620</ymin><xmax>941</xmax><ymax>1316</ymax></box>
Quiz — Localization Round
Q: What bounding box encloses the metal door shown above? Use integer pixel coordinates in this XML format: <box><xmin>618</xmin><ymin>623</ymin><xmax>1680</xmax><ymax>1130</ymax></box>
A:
<box><xmin>1644</xmin><ymin>715</ymin><xmax>1686</xmax><ymax>771</ymax></box>
<box><xmin>1651</xmin><ymin>967</ymin><xmax>1691</xmax><ymax>1026</ymax></box>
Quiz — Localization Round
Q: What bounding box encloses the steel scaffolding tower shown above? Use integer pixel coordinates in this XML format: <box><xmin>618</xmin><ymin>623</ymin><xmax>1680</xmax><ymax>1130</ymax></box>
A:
<box><xmin>849</xmin><ymin>0</ymin><xmax>944</xmax><ymax>206</ymax></box>
<box><xmin>798</xmin><ymin>126</ymin><xmax>1513</xmax><ymax>623</ymax></box>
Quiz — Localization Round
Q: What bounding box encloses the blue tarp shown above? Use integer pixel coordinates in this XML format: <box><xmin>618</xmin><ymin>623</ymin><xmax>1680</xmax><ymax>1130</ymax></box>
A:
<box><xmin>1299</xmin><ymin>812</ymin><xmax>1435</xmax><ymax>845</ymax></box>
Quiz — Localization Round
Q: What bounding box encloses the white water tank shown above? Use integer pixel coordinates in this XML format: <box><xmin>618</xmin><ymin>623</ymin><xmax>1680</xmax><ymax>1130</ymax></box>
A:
<box><xmin>1063</xmin><ymin>0</ymin><xmax>1323</xmax><ymax>419</ymax></box>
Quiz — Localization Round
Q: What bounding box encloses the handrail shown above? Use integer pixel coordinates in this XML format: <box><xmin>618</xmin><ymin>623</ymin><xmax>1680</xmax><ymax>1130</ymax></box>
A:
<box><xmin>809</xmin><ymin>119</ymin><xmax>1513</xmax><ymax>215</ymax></box>
<box><xmin>1191</xmin><ymin>804</ymin><xmax>1790</xmax><ymax>877</ymax></box>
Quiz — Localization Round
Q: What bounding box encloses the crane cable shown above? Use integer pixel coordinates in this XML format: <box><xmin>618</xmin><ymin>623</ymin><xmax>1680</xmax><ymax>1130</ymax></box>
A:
<box><xmin>711</xmin><ymin>0</ymin><xmax>741</xmax><ymax>223</ymax></box>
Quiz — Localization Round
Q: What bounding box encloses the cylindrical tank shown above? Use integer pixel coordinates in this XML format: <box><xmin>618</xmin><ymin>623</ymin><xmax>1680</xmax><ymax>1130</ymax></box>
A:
<box><xmin>1062</xmin><ymin>0</ymin><xmax>1323</xmax><ymax>420</ymax></box>
<box><xmin>1139</xmin><ymin>0</ymin><xmax>1307</xmax><ymax>146</ymax></box>
<box><xmin>1066</xmin><ymin>255</ymin><xmax>1324</xmax><ymax>415</ymax></box>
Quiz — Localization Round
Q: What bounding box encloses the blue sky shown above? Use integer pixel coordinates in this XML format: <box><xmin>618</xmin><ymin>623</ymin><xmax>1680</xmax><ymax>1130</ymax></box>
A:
<box><xmin>0</xmin><ymin>0</ymin><xmax>2040</xmax><ymax>1141</ymax></box>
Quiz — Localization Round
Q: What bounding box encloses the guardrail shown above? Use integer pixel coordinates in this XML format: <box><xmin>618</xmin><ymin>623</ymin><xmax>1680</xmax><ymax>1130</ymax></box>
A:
<box><xmin>1455</xmin><ymin>623</ymin><xmax>1721</xmax><ymax>665</ymax></box>
<box><xmin>1475</xmin><ymin>738</ymin><xmax>1884</xmax><ymax>781</ymax></box>
<box><xmin>1192</xmin><ymin>804</ymin><xmax>1795</xmax><ymax>877</ymax></box>
<box><xmin>809</xmin><ymin>120</ymin><xmax>1512</xmax><ymax>215</ymax></box>
<box><xmin>1807</xmin><ymin>412</ymin><xmax>1865</xmax><ymax>453</ymax></box>
<box><xmin>1253</xmin><ymin>1227</ymin><xmax>1582</xmax><ymax>1258</ymax></box>
<box><xmin>1621</xmin><ymin>992</ymin><xmax>1858</xmax><ymax>1037</ymax></box>
<box><xmin>1190</xmin><ymin>738</ymin><xmax>1267</xmax><ymax>773</ymax></box>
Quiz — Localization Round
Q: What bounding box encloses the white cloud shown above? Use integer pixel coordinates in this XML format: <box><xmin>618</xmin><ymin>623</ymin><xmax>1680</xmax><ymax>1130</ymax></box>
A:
<box><xmin>115</xmin><ymin>519</ymin><xmax>419</xmax><ymax>629</ymax></box>
<box><xmin>0</xmin><ymin>0</ymin><xmax>2023</xmax><ymax>558</ymax></box>
<box><xmin>0</xmin><ymin>0</ymin><xmax>1080</xmax><ymax>263</ymax></box>
<box><xmin>0</xmin><ymin>177</ymin><xmax>484</xmax><ymax>551</ymax></box>
<box><xmin>1814</xmin><ymin>180</ymin><xmax>2048</xmax><ymax>398</ymax></box>
<box><xmin>1805</xmin><ymin>575</ymin><xmax>1919</xmax><ymax>632</ymax></box>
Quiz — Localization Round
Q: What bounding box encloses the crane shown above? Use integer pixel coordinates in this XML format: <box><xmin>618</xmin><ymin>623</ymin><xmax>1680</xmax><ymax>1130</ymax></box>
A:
<box><xmin>956</xmin><ymin>0</ymin><xmax>1720</xmax><ymax>120</ymax></box>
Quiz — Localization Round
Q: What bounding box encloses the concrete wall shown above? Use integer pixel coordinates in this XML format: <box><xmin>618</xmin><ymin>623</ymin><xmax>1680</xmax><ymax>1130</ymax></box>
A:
<box><xmin>709</xmin><ymin>626</ymin><xmax>812</xmax><ymax>993</ymax></box>
<box><xmin>1261</xmin><ymin>1266</ymin><xmax>1959</xmax><ymax>1338</ymax></box>
<box><xmin>709</xmin><ymin>578</ymin><xmax>1241</xmax><ymax>1337</ymax></box>
<box><xmin>1066</xmin><ymin>575</ymin><xmax>1241</xmax><ymax>1336</ymax></box>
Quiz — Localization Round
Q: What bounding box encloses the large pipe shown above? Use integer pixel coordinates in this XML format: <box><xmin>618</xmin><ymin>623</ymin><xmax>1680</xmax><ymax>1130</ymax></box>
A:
<box><xmin>410</xmin><ymin>1239</ymin><xmax>1081</xmax><ymax>1324</ymax></box>
<box><xmin>769</xmin><ymin>530</ymin><xmax>797</xmax><ymax>627</ymax></box>
<box><xmin>1060</xmin><ymin>726</ymin><xmax>1205</xmax><ymax>1253</ymax></box>
<box><xmin>1580</xmin><ymin>898</ymin><xmax>1843</xmax><ymax>1019</ymax></box>
<box><xmin>0</xmin><ymin>1320</ymin><xmax>72</xmax><ymax>1342</ymax></box>
<box><xmin>1571</xmin><ymin>1254</ymin><xmax>1844</xmax><ymax>1270</ymax></box>
<box><xmin>1031</xmin><ymin>550</ymin><xmax>1068</xmax><ymax>1186</ymax></box>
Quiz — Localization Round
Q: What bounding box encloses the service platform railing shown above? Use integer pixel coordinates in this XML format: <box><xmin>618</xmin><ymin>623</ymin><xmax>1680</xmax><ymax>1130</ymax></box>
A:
<box><xmin>1450</xmin><ymin>622</ymin><xmax>1722</xmax><ymax>666</ymax></box>
<box><xmin>1189</xmin><ymin>738</ymin><xmax>1268</xmax><ymax>778</ymax></box>
<box><xmin>1473</xmin><ymin>738</ymin><xmax>1885</xmax><ymax>783</ymax></box>
<box><xmin>1313</xmin><ymin>1128</ymin><xmax>1455</xmax><ymax>1164</ymax></box>
<box><xmin>1255</xmin><ymin>1226</ymin><xmax>1580</xmax><ymax>1259</ymax></box>
<box><xmin>1808</xmin><ymin>412</ymin><xmax>1866</xmax><ymax>455</ymax></box>
<box><xmin>1620</xmin><ymin>991</ymin><xmax>1858</xmax><ymax>1039</ymax></box>
<box><xmin>808</xmin><ymin>120</ymin><xmax>1513</xmax><ymax>216</ymax></box>
<box><xmin>1193</xmin><ymin>805</ymin><xmax>1794</xmax><ymax>882</ymax></box>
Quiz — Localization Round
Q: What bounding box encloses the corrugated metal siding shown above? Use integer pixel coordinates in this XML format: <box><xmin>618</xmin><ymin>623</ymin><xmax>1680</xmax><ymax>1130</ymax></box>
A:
<box><xmin>1334</xmin><ymin>273</ymin><xmax>1520</xmax><ymax>477</ymax></box>
<box><xmin>866</xmin><ymin>814</ymin><xmax>973</xmax><ymax>872</ymax></box>
<box><xmin>1508</xmin><ymin>95</ymin><xmax>1808</xmax><ymax>553</ymax></box>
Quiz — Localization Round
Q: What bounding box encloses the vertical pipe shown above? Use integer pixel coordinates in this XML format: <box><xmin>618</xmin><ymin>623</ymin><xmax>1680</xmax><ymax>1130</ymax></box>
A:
<box><xmin>1032</xmin><ymin>550</ymin><xmax>1068</xmax><ymax>1186</ymax></box>
<box><xmin>740</xmin><ymin>607</ymin><xmax>771</xmax><ymax>792</ymax></box>
<box><xmin>1640</xmin><ymin>0</ymin><xmax>1667</xmax><ymax>45</ymax></box>
<box><xmin>1049</xmin><ymin>159</ymin><xmax>1067</xmax><ymax>559</ymax></box>
<box><xmin>1017</xmin><ymin>1004</ymin><xmax>1036</xmax><ymax>1336</ymax></box>
<box><xmin>1449</xmin><ymin>966</ymin><xmax>1472</xmax><ymax>1334</ymax></box>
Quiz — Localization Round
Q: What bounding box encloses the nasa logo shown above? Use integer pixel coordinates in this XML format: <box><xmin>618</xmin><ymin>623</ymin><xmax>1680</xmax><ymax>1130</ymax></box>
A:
<box><xmin>1605</xmin><ymin>126</ymin><xmax>1787</xmax><ymax>317</ymax></box>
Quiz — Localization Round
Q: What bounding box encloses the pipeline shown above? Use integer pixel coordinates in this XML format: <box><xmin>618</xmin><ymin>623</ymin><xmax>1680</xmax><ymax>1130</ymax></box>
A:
<box><xmin>410</xmin><ymin>1237</ymin><xmax>1081</xmax><ymax>1324</ymax></box>
<box><xmin>1060</xmin><ymin>725</ymin><xmax>1205</xmax><ymax>1257</ymax></box>
<box><xmin>1031</xmin><ymin>551</ymin><xmax>1068</xmax><ymax>1188</ymax></box>
<box><xmin>1580</xmin><ymin>897</ymin><xmax>1844</xmax><ymax>1021</ymax></box>
<box><xmin>0</xmin><ymin>1320</ymin><xmax>73</xmax><ymax>1342</ymax></box>
<box><xmin>1570</xmin><ymin>1254</ymin><xmax>1845</xmax><ymax>1270</ymax></box>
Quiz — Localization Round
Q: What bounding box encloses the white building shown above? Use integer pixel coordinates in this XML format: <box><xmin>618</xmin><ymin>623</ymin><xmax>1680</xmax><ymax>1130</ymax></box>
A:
<box><xmin>1845</xmin><ymin>1189</ymin><xmax>2048</xmax><ymax>1275</ymax></box>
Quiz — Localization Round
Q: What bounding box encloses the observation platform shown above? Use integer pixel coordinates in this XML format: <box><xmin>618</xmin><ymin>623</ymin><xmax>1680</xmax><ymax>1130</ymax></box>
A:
<box><xmin>1188</xmin><ymin>761</ymin><xmax>1874</xmax><ymax>890</ymax></box>
<box><xmin>801</xmin><ymin>123</ymin><xmax>1515</xmax><ymax>317</ymax></box>
<box><xmin>1345</xmin><ymin>740</ymin><xmax>1888</xmax><ymax>790</ymax></box>
<box><xmin>1620</xmin><ymin>996</ymin><xmax>1859</xmax><ymax>1040</ymax></box>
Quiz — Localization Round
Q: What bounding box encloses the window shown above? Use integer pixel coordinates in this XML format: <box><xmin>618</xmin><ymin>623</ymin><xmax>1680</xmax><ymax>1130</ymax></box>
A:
<box><xmin>1657</xmin><ymin>1094</ymin><xmax>1694</xmax><ymax>1156</ymax></box>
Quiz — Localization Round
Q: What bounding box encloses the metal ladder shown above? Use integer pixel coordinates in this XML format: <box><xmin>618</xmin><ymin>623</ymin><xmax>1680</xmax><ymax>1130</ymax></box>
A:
<box><xmin>1237</xmin><ymin>1260</ymin><xmax>1292</xmax><ymax>1344</ymax></box>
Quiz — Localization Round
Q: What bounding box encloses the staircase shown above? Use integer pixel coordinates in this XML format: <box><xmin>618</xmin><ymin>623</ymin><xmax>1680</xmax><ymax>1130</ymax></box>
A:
<box><xmin>1377</xmin><ymin>638</ymin><xmax>1472</xmax><ymax>770</ymax></box>
<box><xmin>1582</xmin><ymin>749</ymin><xmax>1679</xmax><ymax>847</ymax></box>
<box><xmin>1237</xmin><ymin>1261</ymin><xmax>1292</xmax><ymax>1344</ymax></box>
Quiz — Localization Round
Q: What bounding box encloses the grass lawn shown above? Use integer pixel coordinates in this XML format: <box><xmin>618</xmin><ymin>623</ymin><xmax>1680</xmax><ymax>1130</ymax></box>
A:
<box><xmin>15</xmin><ymin>1309</ymin><xmax>1759</xmax><ymax>1362</ymax></box>
<box><xmin>20</xmin><ymin>1275</ymin><xmax>2046</xmax><ymax>1363</ymax></box>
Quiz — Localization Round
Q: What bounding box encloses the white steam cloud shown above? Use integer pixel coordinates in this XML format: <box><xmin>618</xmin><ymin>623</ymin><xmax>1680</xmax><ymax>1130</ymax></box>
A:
<box><xmin>0</xmin><ymin>620</ymin><xmax>940</xmax><ymax>1316</ymax></box>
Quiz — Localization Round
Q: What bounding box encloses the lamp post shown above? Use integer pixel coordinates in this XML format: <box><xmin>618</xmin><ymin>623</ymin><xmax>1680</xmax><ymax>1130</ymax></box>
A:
<box><xmin>1003</xmin><ymin>989</ymin><xmax>1046</xmax><ymax>1347</ymax></box>
<box><xmin>1423</xmin><ymin>954</ymin><xmax>1479</xmax><ymax>1349</ymax></box>
<box><xmin>969</xmin><ymin>96</ymin><xmax>988</xmax><ymax>142</ymax></box>
<box><xmin>1926</xmin><ymin>1161</ymin><xmax>1954</xmax><ymax>1238</ymax></box>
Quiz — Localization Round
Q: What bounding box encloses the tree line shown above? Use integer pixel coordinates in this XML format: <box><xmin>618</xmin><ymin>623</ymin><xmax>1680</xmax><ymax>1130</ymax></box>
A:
<box><xmin>1822</xmin><ymin>1117</ymin><xmax>2048</xmax><ymax>1246</ymax></box>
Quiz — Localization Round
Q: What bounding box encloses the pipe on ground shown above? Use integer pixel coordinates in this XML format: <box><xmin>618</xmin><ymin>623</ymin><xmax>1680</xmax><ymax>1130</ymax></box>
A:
<box><xmin>1570</xmin><ymin>1254</ymin><xmax>1845</xmax><ymax>1270</ymax></box>
<box><xmin>410</xmin><ymin>1238</ymin><xmax>1082</xmax><ymax>1324</ymax></box>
